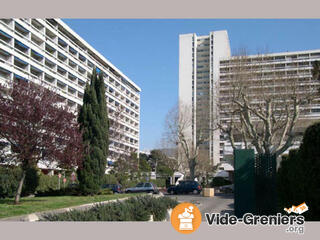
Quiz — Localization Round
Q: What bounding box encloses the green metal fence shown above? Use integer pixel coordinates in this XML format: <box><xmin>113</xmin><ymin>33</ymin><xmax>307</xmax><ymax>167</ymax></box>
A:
<box><xmin>234</xmin><ymin>149</ymin><xmax>255</xmax><ymax>218</ymax></box>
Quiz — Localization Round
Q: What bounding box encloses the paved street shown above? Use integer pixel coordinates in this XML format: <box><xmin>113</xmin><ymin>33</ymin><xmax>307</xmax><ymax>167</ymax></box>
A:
<box><xmin>166</xmin><ymin>193</ymin><xmax>234</xmax><ymax>221</ymax></box>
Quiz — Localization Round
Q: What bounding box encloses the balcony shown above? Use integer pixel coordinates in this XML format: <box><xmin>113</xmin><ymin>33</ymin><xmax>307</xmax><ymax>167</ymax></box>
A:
<box><xmin>57</xmin><ymin>52</ymin><xmax>67</xmax><ymax>63</ymax></box>
<box><xmin>45</xmin><ymin>58</ymin><xmax>56</xmax><ymax>70</ymax></box>
<box><xmin>77</xmin><ymin>79</ymin><xmax>86</xmax><ymax>87</ymax></box>
<box><xmin>31</xmin><ymin>33</ymin><xmax>44</xmax><ymax>49</ymax></box>
<box><xmin>78</xmin><ymin>65</ymin><xmax>86</xmax><ymax>75</ymax></box>
<box><xmin>30</xmin><ymin>65</ymin><xmax>43</xmax><ymax>79</ymax></box>
<box><xmin>13</xmin><ymin>74</ymin><xmax>27</xmax><ymax>82</ymax></box>
<box><xmin>44</xmin><ymin>73</ymin><xmax>55</xmax><ymax>84</ymax></box>
<box><xmin>45</xmin><ymin>28</ymin><xmax>57</xmax><ymax>42</ymax></box>
<box><xmin>14</xmin><ymin>39</ymin><xmax>29</xmax><ymax>56</ymax></box>
<box><xmin>68</xmin><ymin>86</ymin><xmax>77</xmax><ymax>96</ymax></box>
<box><xmin>0</xmin><ymin>29</ymin><xmax>13</xmax><ymax>45</ymax></box>
<box><xmin>79</xmin><ymin>54</ymin><xmax>86</xmax><ymax>63</ymax></box>
<box><xmin>0</xmin><ymin>66</ymin><xmax>11</xmax><ymax>81</ymax></box>
<box><xmin>14</xmin><ymin>57</ymin><xmax>28</xmax><ymax>71</ymax></box>
<box><xmin>78</xmin><ymin>92</ymin><xmax>84</xmax><ymax>99</ymax></box>
<box><xmin>0</xmin><ymin>19</ymin><xmax>13</xmax><ymax>27</ymax></box>
<box><xmin>0</xmin><ymin>49</ymin><xmax>11</xmax><ymax>63</ymax></box>
<box><xmin>14</xmin><ymin>22</ymin><xmax>30</xmax><ymax>38</ymax></box>
<box><xmin>68</xmin><ymin>72</ymin><xmax>77</xmax><ymax>82</ymax></box>
<box><xmin>57</xmin><ymin>66</ymin><xmax>67</xmax><ymax>77</ymax></box>
<box><xmin>58</xmin><ymin>37</ymin><xmax>68</xmax><ymax>50</ymax></box>
<box><xmin>31</xmin><ymin>19</ymin><xmax>44</xmax><ymax>33</ymax></box>
<box><xmin>87</xmin><ymin>60</ymin><xmax>94</xmax><ymax>69</ymax></box>
<box><xmin>30</xmin><ymin>49</ymin><xmax>44</xmax><ymax>64</ymax></box>
<box><xmin>57</xmin><ymin>80</ymin><xmax>67</xmax><ymax>91</ymax></box>
<box><xmin>45</xmin><ymin>43</ymin><xmax>56</xmax><ymax>57</ymax></box>
<box><xmin>68</xmin><ymin>59</ymin><xmax>77</xmax><ymax>70</ymax></box>
<box><xmin>69</xmin><ymin>46</ymin><xmax>78</xmax><ymax>57</ymax></box>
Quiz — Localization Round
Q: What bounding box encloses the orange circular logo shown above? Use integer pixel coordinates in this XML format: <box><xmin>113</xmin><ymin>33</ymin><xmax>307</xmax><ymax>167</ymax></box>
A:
<box><xmin>171</xmin><ymin>202</ymin><xmax>202</xmax><ymax>234</ymax></box>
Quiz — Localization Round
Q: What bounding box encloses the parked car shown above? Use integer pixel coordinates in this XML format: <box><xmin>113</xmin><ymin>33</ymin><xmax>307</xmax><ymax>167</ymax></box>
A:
<box><xmin>101</xmin><ymin>184</ymin><xmax>123</xmax><ymax>193</ymax></box>
<box><xmin>167</xmin><ymin>180</ymin><xmax>202</xmax><ymax>195</ymax></box>
<box><xmin>125</xmin><ymin>182</ymin><xmax>159</xmax><ymax>194</ymax></box>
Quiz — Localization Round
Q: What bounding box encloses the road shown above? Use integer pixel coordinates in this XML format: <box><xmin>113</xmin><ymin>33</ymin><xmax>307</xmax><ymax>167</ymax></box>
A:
<box><xmin>166</xmin><ymin>192</ymin><xmax>234</xmax><ymax>221</ymax></box>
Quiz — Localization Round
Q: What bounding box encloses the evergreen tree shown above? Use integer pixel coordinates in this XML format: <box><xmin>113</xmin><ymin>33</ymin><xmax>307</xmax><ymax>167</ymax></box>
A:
<box><xmin>77</xmin><ymin>68</ymin><xmax>109</xmax><ymax>194</ymax></box>
<box><xmin>95</xmin><ymin>71</ymin><xmax>109</xmax><ymax>180</ymax></box>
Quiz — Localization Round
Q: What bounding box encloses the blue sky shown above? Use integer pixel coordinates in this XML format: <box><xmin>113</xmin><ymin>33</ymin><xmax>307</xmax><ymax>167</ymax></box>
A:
<box><xmin>62</xmin><ymin>19</ymin><xmax>320</xmax><ymax>151</ymax></box>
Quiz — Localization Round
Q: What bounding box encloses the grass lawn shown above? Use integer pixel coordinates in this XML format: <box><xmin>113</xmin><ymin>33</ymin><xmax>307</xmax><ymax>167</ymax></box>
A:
<box><xmin>0</xmin><ymin>193</ymin><xmax>139</xmax><ymax>219</ymax></box>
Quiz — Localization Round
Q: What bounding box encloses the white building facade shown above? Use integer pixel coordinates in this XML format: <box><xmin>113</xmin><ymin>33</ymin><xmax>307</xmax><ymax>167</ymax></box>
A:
<box><xmin>179</xmin><ymin>31</ymin><xmax>231</xmax><ymax>167</ymax></box>
<box><xmin>0</xmin><ymin>19</ymin><xmax>141</xmax><ymax>169</ymax></box>
<box><xmin>179</xmin><ymin>30</ymin><xmax>320</xmax><ymax>167</ymax></box>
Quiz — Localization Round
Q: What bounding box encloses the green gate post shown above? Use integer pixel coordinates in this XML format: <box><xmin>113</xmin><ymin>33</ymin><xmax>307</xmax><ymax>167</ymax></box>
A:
<box><xmin>234</xmin><ymin>149</ymin><xmax>255</xmax><ymax>218</ymax></box>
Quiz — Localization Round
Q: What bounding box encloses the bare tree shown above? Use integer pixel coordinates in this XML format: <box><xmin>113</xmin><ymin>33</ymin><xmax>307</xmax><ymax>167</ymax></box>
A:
<box><xmin>216</xmin><ymin>51</ymin><xmax>317</xmax><ymax>159</ymax></box>
<box><xmin>163</xmin><ymin>102</ymin><xmax>210</xmax><ymax>180</ymax></box>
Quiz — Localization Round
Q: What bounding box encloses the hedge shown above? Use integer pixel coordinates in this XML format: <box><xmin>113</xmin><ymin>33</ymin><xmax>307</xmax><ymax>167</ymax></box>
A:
<box><xmin>41</xmin><ymin>195</ymin><xmax>178</xmax><ymax>221</ymax></box>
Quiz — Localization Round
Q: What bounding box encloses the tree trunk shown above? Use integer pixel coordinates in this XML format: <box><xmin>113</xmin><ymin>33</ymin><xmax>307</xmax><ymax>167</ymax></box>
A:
<box><xmin>15</xmin><ymin>170</ymin><xmax>26</xmax><ymax>204</ymax></box>
<box><xmin>189</xmin><ymin>158</ymin><xmax>196</xmax><ymax>180</ymax></box>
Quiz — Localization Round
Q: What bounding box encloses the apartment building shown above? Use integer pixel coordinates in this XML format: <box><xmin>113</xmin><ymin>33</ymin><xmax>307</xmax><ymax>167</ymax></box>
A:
<box><xmin>0</xmin><ymin>18</ymin><xmax>141</xmax><ymax>170</ymax></box>
<box><xmin>179</xmin><ymin>30</ymin><xmax>320</xmax><ymax>167</ymax></box>
<box><xmin>219</xmin><ymin>50</ymin><xmax>320</xmax><ymax>159</ymax></box>
<box><xmin>179</xmin><ymin>31</ymin><xmax>231</xmax><ymax>166</ymax></box>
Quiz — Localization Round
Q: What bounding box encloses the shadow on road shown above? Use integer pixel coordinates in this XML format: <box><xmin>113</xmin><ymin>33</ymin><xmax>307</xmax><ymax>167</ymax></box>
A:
<box><xmin>214</xmin><ymin>193</ymin><xmax>234</xmax><ymax>199</ymax></box>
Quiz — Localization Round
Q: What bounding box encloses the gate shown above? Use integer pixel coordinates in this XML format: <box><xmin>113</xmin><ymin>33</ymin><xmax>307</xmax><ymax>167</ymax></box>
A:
<box><xmin>234</xmin><ymin>149</ymin><xmax>255</xmax><ymax>218</ymax></box>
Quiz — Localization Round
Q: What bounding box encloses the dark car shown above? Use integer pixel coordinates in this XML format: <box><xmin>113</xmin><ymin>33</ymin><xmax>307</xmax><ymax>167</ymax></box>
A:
<box><xmin>102</xmin><ymin>184</ymin><xmax>122</xmax><ymax>193</ymax></box>
<box><xmin>125</xmin><ymin>182</ymin><xmax>159</xmax><ymax>194</ymax></box>
<box><xmin>167</xmin><ymin>180</ymin><xmax>202</xmax><ymax>195</ymax></box>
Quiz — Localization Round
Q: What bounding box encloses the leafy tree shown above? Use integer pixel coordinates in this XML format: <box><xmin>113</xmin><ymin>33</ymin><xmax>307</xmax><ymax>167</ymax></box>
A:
<box><xmin>150</xmin><ymin>150</ymin><xmax>175</xmax><ymax>178</ymax></box>
<box><xmin>77</xmin><ymin>68</ymin><xmax>109</xmax><ymax>195</ymax></box>
<box><xmin>0</xmin><ymin>80</ymin><xmax>83</xmax><ymax>203</ymax></box>
<box><xmin>139</xmin><ymin>153</ymin><xmax>151</xmax><ymax>172</ymax></box>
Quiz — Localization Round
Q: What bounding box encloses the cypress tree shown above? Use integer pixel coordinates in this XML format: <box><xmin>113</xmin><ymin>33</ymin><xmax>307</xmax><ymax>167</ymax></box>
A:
<box><xmin>77</xmin><ymin>68</ymin><xmax>109</xmax><ymax>194</ymax></box>
<box><xmin>95</xmin><ymin>71</ymin><xmax>109</xmax><ymax>181</ymax></box>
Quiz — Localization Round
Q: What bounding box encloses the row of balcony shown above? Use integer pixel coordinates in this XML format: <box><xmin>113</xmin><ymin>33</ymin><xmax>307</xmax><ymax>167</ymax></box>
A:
<box><xmin>1</xmin><ymin>19</ymin><xmax>140</xmax><ymax>104</ymax></box>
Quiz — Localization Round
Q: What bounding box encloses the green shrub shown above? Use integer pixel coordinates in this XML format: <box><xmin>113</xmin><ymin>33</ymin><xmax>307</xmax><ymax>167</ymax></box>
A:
<box><xmin>36</xmin><ymin>187</ymin><xmax>79</xmax><ymax>197</ymax></box>
<box><xmin>98</xmin><ymin>188</ymin><xmax>113</xmax><ymax>195</ymax></box>
<box><xmin>22</xmin><ymin>167</ymin><xmax>40</xmax><ymax>196</ymax></box>
<box><xmin>0</xmin><ymin>166</ymin><xmax>21</xmax><ymax>198</ymax></box>
<box><xmin>36</xmin><ymin>173</ymin><xmax>74</xmax><ymax>193</ymax></box>
<box><xmin>101</xmin><ymin>174</ymin><xmax>118</xmax><ymax>185</ymax></box>
<box><xmin>150</xmin><ymin>179</ymin><xmax>166</xmax><ymax>188</ymax></box>
<box><xmin>41</xmin><ymin>196</ymin><xmax>179</xmax><ymax>221</ymax></box>
<box><xmin>210</xmin><ymin>177</ymin><xmax>232</xmax><ymax>187</ymax></box>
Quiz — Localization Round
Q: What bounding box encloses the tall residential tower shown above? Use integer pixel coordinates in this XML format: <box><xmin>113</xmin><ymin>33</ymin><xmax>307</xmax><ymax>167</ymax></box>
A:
<box><xmin>179</xmin><ymin>31</ymin><xmax>231</xmax><ymax>167</ymax></box>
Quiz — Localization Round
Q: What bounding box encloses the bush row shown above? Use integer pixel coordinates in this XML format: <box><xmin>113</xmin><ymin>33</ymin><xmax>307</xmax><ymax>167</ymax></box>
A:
<box><xmin>41</xmin><ymin>195</ymin><xmax>178</xmax><ymax>221</ymax></box>
<box><xmin>0</xmin><ymin>166</ymin><xmax>77</xmax><ymax>198</ymax></box>
<box><xmin>0</xmin><ymin>166</ymin><xmax>39</xmax><ymax>198</ymax></box>
<box><xmin>101</xmin><ymin>173</ymin><xmax>167</xmax><ymax>188</ymax></box>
